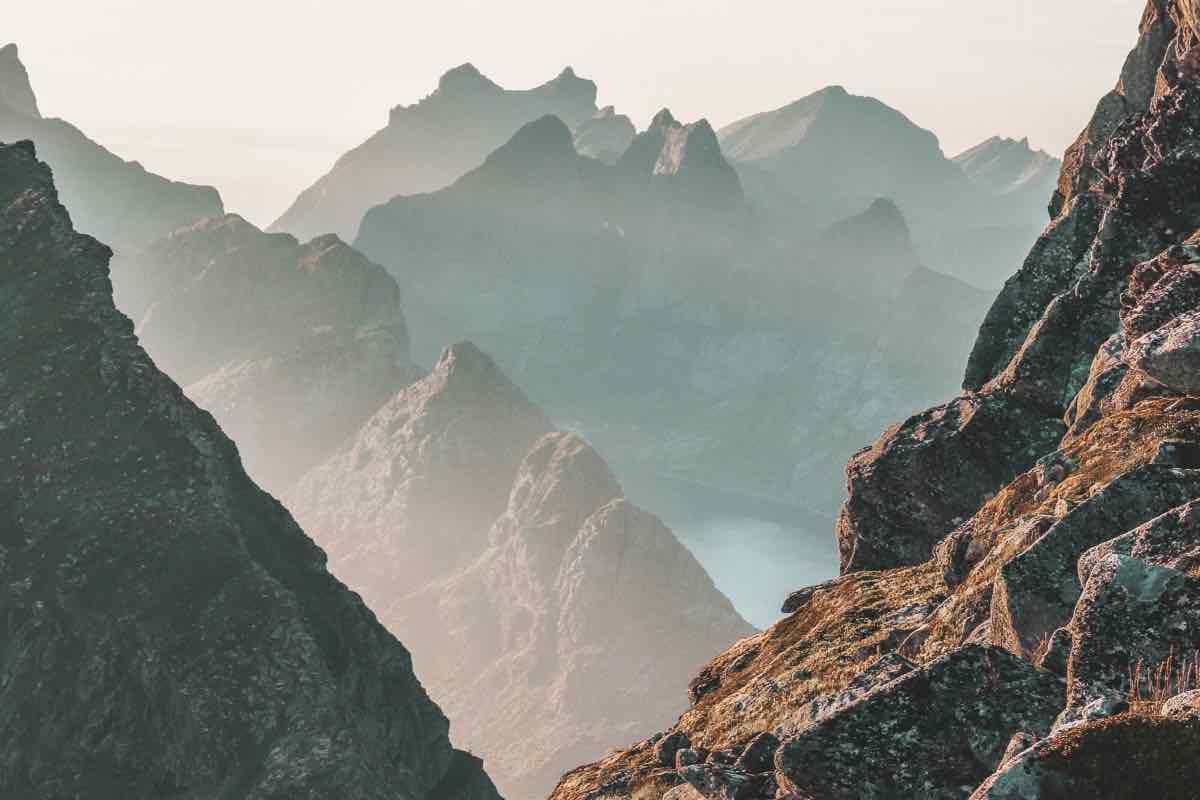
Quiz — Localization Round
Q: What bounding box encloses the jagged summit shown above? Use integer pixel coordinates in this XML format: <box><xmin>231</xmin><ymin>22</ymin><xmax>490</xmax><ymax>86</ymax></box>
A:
<box><xmin>435</xmin><ymin>62</ymin><xmax>501</xmax><ymax>95</ymax></box>
<box><xmin>271</xmin><ymin>63</ymin><xmax>600</xmax><ymax>242</ymax></box>
<box><xmin>953</xmin><ymin>134</ymin><xmax>1061</xmax><ymax>197</ymax></box>
<box><xmin>0</xmin><ymin>43</ymin><xmax>39</xmax><ymax>118</ymax></box>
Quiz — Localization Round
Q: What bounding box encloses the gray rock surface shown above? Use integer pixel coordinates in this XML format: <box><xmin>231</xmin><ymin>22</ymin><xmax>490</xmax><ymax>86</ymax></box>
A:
<box><xmin>774</xmin><ymin>645</ymin><xmax>1064</xmax><ymax>800</ymax></box>
<box><xmin>0</xmin><ymin>138</ymin><xmax>499</xmax><ymax>800</ymax></box>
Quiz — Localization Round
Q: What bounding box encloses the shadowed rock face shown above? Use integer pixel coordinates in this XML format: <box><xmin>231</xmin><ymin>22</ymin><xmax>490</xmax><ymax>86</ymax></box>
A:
<box><xmin>290</xmin><ymin>347</ymin><xmax>752</xmax><ymax>800</ymax></box>
<box><xmin>0</xmin><ymin>139</ymin><xmax>500</xmax><ymax>800</ymax></box>
<box><xmin>116</xmin><ymin>213</ymin><xmax>421</xmax><ymax>495</ymax></box>
<box><xmin>271</xmin><ymin>63</ymin><xmax>599</xmax><ymax>242</ymax></box>
<box><xmin>0</xmin><ymin>44</ymin><xmax>222</xmax><ymax>256</ymax></box>
<box><xmin>551</xmin><ymin>4</ymin><xmax>1200</xmax><ymax>800</ymax></box>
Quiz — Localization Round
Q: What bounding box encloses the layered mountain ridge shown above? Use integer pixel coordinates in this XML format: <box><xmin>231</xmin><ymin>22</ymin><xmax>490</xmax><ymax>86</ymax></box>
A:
<box><xmin>270</xmin><ymin>63</ymin><xmax>601</xmax><ymax>242</ymax></box>
<box><xmin>552</xmin><ymin>3</ymin><xmax>1200</xmax><ymax>798</ymax></box>
<box><xmin>0</xmin><ymin>138</ymin><xmax>500</xmax><ymax>799</ymax></box>
<box><xmin>116</xmin><ymin>213</ymin><xmax>422</xmax><ymax>496</ymax></box>
<box><xmin>288</xmin><ymin>341</ymin><xmax>754</xmax><ymax>800</ymax></box>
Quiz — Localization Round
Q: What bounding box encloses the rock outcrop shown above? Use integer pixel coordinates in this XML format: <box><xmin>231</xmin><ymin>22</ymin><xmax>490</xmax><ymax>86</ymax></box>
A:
<box><xmin>0</xmin><ymin>138</ymin><xmax>499</xmax><ymax>799</ymax></box>
<box><xmin>551</xmin><ymin>4</ymin><xmax>1200</xmax><ymax>798</ymax></box>
<box><xmin>0</xmin><ymin>44</ymin><xmax>222</xmax><ymax>256</ymax></box>
<box><xmin>271</xmin><ymin>63</ymin><xmax>599</xmax><ymax>241</ymax></box>
<box><xmin>117</xmin><ymin>214</ymin><xmax>420</xmax><ymax>495</ymax></box>
<box><xmin>289</xmin><ymin>346</ymin><xmax>752</xmax><ymax>799</ymax></box>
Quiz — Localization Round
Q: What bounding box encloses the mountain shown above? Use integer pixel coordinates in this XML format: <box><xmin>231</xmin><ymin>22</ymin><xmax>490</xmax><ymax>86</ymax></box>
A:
<box><xmin>115</xmin><ymin>213</ymin><xmax>421</xmax><ymax>496</ymax></box>
<box><xmin>271</xmin><ymin>63</ymin><xmax>599</xmax><ymax>242</ymax></box>
<box><xmin>553</xmin><ymin>3</ymin><xmax>1200</xmax><ymax>798</ymax></box>
<box><xmin>953</xmin><ymin>135</ymin><xmax>1060</xmax><ymax>199</ymax></box>
<box><xmin>289</xmin><ymin>342</ymin><xmax>753</xmax><ymax>799</ymax></box>
<box><xmin>717</xmin><ymin>86</ymin><xmax>1050</xmax><ymax>288</ymax></box>
<box><xmin>0</xmin><ymin>44</ymin><xmax>222</xmax><ymax>256</ymax></box>
<box><xmin>573</xmin><ymin>105</ymin><xmax>636</xmax><ymax>163</ymax></box>
<box><xmin>718</xmin><ymin>85</ymin><xmax>974</xmax><ymax>226</ymax></box>
<box><xmin>353</xmin><ymin>112</ymin><xmax>991</xmax><ymax>620</ymax></box>
<box><xmin>0</xmin><ymin>138</ymin><xmax>500</xmax><ymax>799</ymax></box>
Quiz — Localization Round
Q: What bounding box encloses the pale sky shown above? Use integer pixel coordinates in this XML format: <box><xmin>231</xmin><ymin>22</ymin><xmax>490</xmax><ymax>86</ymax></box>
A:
<box><xmin>8</xmin><ymin>1</ymin><xmax>1144</xmax><ymax>226</ymax></box>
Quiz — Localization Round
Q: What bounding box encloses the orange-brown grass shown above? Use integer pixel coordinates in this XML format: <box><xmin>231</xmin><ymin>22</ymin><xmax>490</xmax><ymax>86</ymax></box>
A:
<box><xmin>550</xmin><ymin>563</ymin><xmax>945</xmax><ymax>800</ymax></box>
<box><xmin>911</xmin><ymin>399</ymin><xmax>1200</xmax><ymax>663</ymax></box>
<box><xmin>1128</xmin><ymin>649</ymin><xmax>1200</xmax><ymax>716</ymax></box>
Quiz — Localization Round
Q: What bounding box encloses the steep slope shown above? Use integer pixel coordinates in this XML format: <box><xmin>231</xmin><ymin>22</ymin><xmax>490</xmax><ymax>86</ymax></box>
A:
<box><xmin>0</xmin><ymin>138</ymin><xmax>499</xmax><ymax>799</ymax></box>
<box><xmin>271</xmin><ymin>64</ymin><xmax>598</xmax><ymax>242</ymax></box>
<box><xmin>0</xmin><ymin>44</ymin><xmax>222</xmax><ymax>256</ymax></box>
<box><xmin>552</xmin><ymin>3</ymin><xmax>1200</xmax><ymax>799</ymax></box>
<box><xmin>289</xmin><ymin>343</ymin><xmax>753</xmax><ymax>800</ymax></box>
<box><xmin>116</xmin><ymin>213</ymin><xmax>421</xmax><ymax>496</ymax></box>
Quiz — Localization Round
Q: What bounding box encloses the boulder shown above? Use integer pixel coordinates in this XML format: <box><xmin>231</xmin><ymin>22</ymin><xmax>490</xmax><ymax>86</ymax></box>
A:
<box><xmin>990</xmin><ymin>465</ymin><xmax>1200</xmax><ymax>657</ymax></box>
<box><xmin>774</xmin><ymin>645</ymin><xmax>1064</xmax><ymax>800</ymax></box>
<box><xmin>1064</xmin><ymin>554</ymin><xmax>1200</xmax><ymax>718</ymax></box>
<box><xmin>1125</xmin><ymin>308</ymin><xmax>1200</xmax><ymax>393</ymax></box>
<box><xmin>837</xmin><ymin>393</ymin><xmax>1065</xmax><ymax>573</ymax></box>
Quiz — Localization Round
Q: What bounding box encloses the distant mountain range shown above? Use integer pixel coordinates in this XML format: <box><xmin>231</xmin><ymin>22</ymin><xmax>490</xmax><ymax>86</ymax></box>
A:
<box><xmin>271</xmin><ymin>63</ymin><xmax>604</xmax><ymax>242</ymax></box>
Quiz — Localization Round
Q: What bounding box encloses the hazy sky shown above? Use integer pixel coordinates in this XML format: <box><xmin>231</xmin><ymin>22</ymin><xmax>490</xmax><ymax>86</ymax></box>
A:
<box><xmin>9</xmin><ymin>1</ymin><xmax>1143</xmax><ymax>226</ymax></box>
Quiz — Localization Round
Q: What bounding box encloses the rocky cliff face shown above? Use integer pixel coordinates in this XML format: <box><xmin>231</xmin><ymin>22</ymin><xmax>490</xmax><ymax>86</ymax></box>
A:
<box><xmin>270</xmin><ymin>64</ymin><xmax>599</xmax><ymax>242</ymax></box>
<box><xmin>0</xmin><ymin>139</ymin><xmax>500</xmax><ymax>799</ymax></box>
<box><xmin>550</xmin><ymin>3</ymin><xmax>1200</xmax><ymax>798</ymax></box>
<box><xmin>115</xmin><ymin>213</ymin><xmax>421</xmax><ymax>496</ymax></box>
<box><xmin>289</xmin><ymin>343</ymin><xmax>753</xmax><ymax>800</ymax></box>
<box><xmin>0</xmin><ymin>44</ymin><xmax>222</xmax><ymax>256</ymax></box>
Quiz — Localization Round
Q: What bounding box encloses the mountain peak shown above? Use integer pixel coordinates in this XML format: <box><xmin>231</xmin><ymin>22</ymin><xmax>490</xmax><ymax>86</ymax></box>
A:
<box><xmin>481</xmin><ymin>114</ymin><xmax>577</xmax><ymax>170</ymax></box>
<box><xmin>0</xmin><ymin>42</ymin><xmax>41</xmax><ymax>118</ymax></box>
<box><xmin>650</xmin><ymin>108</ymin><xmax>679</xmax><ymax>130</ymax></box>
<box><xmin>436</xmin><ymin>62</ymin><xmax>500</xmax><ymax>95</ymax></box>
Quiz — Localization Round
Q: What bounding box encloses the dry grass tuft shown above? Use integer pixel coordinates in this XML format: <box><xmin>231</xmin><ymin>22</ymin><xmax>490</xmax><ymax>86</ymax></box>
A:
<box><xmin>1128</xmin><ymin>648</ymin><xmax>1200</xmax><ymax>715</ymax></box>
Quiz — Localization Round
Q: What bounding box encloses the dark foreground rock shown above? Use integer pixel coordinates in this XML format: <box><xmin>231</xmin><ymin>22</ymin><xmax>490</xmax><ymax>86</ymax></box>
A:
<box><xmin>774</xmin><ymin>645</ymin><xmax>1064</xmax><ymax>800</ymax></box>
<box><xmin>0</xmin><ymin>139</ymin><xmax>500</xmax><ymax>799</ymax></box>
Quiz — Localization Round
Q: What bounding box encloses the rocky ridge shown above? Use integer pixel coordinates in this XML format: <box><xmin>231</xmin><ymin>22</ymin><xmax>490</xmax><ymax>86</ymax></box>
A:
<box><xmin>550</xmin><ymin>3</ymin><xmax>1200</xmax><ymax>798</ymax></box>
<box><xmin>0</xmin><ymin>138</ymin><xmax>499</xmax><ymax>799</ymax></box>
<box><xmin>288</xmin><ymin>342</ymin><xmax>754</xmax><ymax>800</ymax></box>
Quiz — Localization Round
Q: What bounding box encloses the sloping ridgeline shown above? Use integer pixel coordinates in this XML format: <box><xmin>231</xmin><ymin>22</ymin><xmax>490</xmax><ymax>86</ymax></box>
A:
<box><xmin>0</xmin><ymin>139</ymin><xmax>499</xmax><ymax>800</ymax></box>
